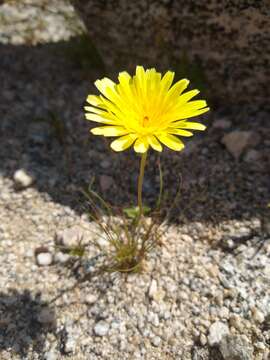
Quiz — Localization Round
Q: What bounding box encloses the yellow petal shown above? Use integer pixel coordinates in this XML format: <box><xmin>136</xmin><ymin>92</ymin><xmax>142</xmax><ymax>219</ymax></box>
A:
<box><xmin>147</xmin><ymin>135</ymin><xmax>162</xmax><ymax>152</ymax></box>
<box><xmin>117</xmin><ymin>71</ymin><xmax>141</xmax><ymax>113</ymax></box>
<box><xmin>118</xmin><ymin>71</ymin><xmax>131</xmax><ymax>83</ymax></box>
<box><xmin>91</xmin><ymin>126</ymin><xmax>128</xmax><ymax>137</ymax></box>
<box><xmin>165</xmin><ymin>105</ymin><xmax>209</xmax><ymax>122</ymax></box>
<box><xmin>171</xmin><ymin>120</ymin><xmax>206</xmax><ymax>130</ymax></box>
<box><xmin>157</xmin><ymin>133</ymin><xmax>185</xmax><ymax>151</ymax></box>
<box><xmin>163</xmin><ymin>79</ymin><xmax>190</xmax><ymax>108</ymax></box>
<box><xmin>176</xmin><ymin>89</ymin><xmax>200</xmax><ymax>106</ymax></box>
<box><xmin>134</xmin><ymin>137</ymin><xmax>149</xmax><ymax>153</ymax></box>
<box><xmin>86</xmin><ymin>95</ymin><xmax>103</xmax><ymax>106</ymax></box>
<box><xmin>182</xmin><ymin>107</ymin><xmax>209</xmax><ymax>119</ymax></box>
<box><xmin>168</xmin><ymin>129</ymin><xmax>194</xmax><ymax>137</ymax></box>
<box><xmin>182</xmin><ymin>100</ymin><xmax>207</xmax><ymax>110</ymax></box>
<box><xmin>168</xmin><ymin>79</ymin><xmax>190</xmax><ymax>97</ymax></box>
<box><xmin>110</xmin><ymin>134</ymin><xmax>137</xmax><ymax>152</ymax></box>
<box><xmin>134</xmin><ymin>66</ymin><xmax>147</xmax><ymax>100</ymax></box>
<box><xmin>171</xmin><ymin>100</ymin><xmax>208</xmax><ymax>115</ymax></box>
<box><xmin>85</xmin><ymin>113</ymin><xmax>116</xmax><ymax>124</ymax></box>
<box><xmin>160</xmin><ymin>70</ymin><xmax>175</xmax><ymax>92</ymax></box>
<box><xmin>84</xmin><ymin>106</ymin><xmax>107</xmax><ymax>115</ymax></box>
<box><xmin>95</xmin><ymin>77</ymin><xmax>116</xmax><ymax>98</ymax></box>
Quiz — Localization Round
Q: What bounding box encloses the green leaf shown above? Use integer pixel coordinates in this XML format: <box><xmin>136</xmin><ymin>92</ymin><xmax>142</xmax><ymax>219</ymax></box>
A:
<box><xmin>123</xmin><ymin>206</ymin><xmax>151</xmax><ymax>219</ymax></box>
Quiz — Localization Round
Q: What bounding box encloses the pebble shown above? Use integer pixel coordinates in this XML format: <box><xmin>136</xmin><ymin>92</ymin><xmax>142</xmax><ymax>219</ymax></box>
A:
<box><xmin>213</xmin><ymin>119</ymin><xmax>232</xmax><ymax>129</ymax></box>
<box><xmin>44</xmin><ymin>350</ymin><xmax>58</xmax><ymax>360</ymax></box>
<box><xmin>36</xmin><ymin>252</ymin><xmax>53</xmax><ymax>266</ymax></box>
<box><xmin>200</xmin><ymin>333</ymin><xmax>207</xmax><ymax>346</ymax></box>
<box><xmin>100</xmin><ymin>159</ymin><xmax>111</xmax><ymax>169</ymax></box>
<box><xmin>219</xmin><ymin>334</ymin><xmax>253</xmax><ymax>360</ymax></box>
<box><xmin>148</xmin><ymin>312</ymin><xmax>159</xmax><ymax>327</ymax></box>
<box><xmin>54</xmin><ymin>252</ymin><xmax>70</xmax><ymax>264</ymax></box>
<box><xmin>148</xmin><ymin>279</ymin><xmax>158</xmax><ymax>300</ymax></box>
<box><xmin>96</xmin><ymin>236</ymin><xmax>108</xmax><ymax>248</ymax></box>
<box><xmin>220</xmin><ymin>260</ymin><xmax>235</xmax><ymax>275</ymax></box>
<box><xmin>55</xmin><ymin>225</ymin><xmax>85</xmax><ymax>248</ymax></box>
<box><xmin>85</xmin><ymin>294</ymin><xmax>98</xmax><ymax>305</ymax></box>
<box><xmin>151</xmin><ymin>336</ymin><xmax>161</xmax><ymax>347</ymax></box>
<box><xmin>13</xmin><ymin>169</ymin><xmax>34</xmax><ymax>189</ymax></box>
<box><xmin>94</xmin><ymin>321</ymin><xmax>109</xmax><ymax>336</ymax></box>
<box><xmin>251</xmin><ymin>307</ymin><xmax>265</xmax><ymax>324</ymax></box>
<box><xmin>254</xmin><ymin>342</ymin><xmax>266</xmax><ymax>351</ymax></box>
<box><xmin>37</xmin><ymin>308</ymin><xmax>55</xmax><ymax>325</ymax></box>
<box><xmin>219</xmin><ymin>273</ymin><xmax>231</xmax><ymax>289</ymax></box>
<box><xmin>99</xmin><ymin>175</ymin><xmax>114</xmax><ymax>192</ymax></box>
<box><xmin>229</xmin><ymin>314</ymin><xmax>244</xmax><ymax>332</ymax></box>
<box><xmin>221</xmin><ymin>130</ymin><xmax>260</xmax><ymax>159</ymax></box>
<box><xmin>244</xmin><ymin>149</ymin><xmax>261</xmax><ymax>163</ymax></box>
<box><xmin>208</xmin><ymin>321</ymin><xmax>229</xmax><ymax>346</ymax></box>
<box><xmin>64</xmin><ymin>337</ymin><xmax>76</xmax><ymax>354</ymax></box>
<box><xmin>219</xmin><ymin>307</ymin><xmax>229</xmax><ymax>319</ymax></box>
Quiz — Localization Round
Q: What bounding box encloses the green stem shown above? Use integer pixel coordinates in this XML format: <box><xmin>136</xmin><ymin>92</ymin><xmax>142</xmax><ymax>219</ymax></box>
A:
<box><xmin>137</xmin><ymin>151</ymin><xmax>148</xmax><ymax>219</ymax></box>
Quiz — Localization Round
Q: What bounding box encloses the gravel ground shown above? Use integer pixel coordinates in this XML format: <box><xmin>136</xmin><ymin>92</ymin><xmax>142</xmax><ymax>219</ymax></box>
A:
<box><xmin>0</xmin><ymin>2</ymin><xmax>270</xmax><ymax>359</ymax></box>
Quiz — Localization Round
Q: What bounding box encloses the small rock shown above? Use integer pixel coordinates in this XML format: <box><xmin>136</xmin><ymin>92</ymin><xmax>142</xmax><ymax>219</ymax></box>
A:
<box><xmin>192</xmin><ymin>347</ymin><xmax>210</xmax><ymax>360</ymax></box>
<box><xmin>219</xmin><ymin>307</ymin><xmax>230</xmax><ymax>319</ymax></box>
<box><xmin>220</xmin><ymin>260</ymin><xmax>235</xmax><ymax>275</ymax></box>
<box><xmin>254</xmin><ymin>342</ymin><xmax>266</xmax><ymax>351</ymax></box>
<box><xmin>200</xmin><ymin>333</ymin><xmax>207</xmax><ymax>346</ymax></box>
<box><xmin>148</xmin><ymin>312</ymin><xmax>159</xmax><ymax>327</ymax></box>
<box><xmin>148</xmin><ymin>279</ymin><xmax>158</xmax><ymax>300</ymax></box>
<box><xmin>64</xmin><ymin>337</ymin><xmax>76</xmax><ymax>354</ymax></box>
<box><xmin>213</xmin><ymin>119</ymin><xmax>232</xmax><ymax>129</ymax></box>
<box><xmin>44</xmin><ymin>350</ymin><xmax>58</xmax><ymax>360</ymax></box>
<box><xmin>221</xmin><ymin>237</ymin><xmax>236</xmax><ymax>250</ymax></box>
<box><xmin>219</xmin><ymin>334</ymin><xmax>253</xmax><ymax>360</ymax></box>
<box><xmin>85</xmin><ymin>294</ymin><xmax>98</xmax><ymax>305</ymax></box>
<box><xmin>229</xmin><ymin>314</ymin><xmax>244</xmax><ymax>332</ymax></box>
<box><xmin>55</xmin><ymin>225</ymin><xmax>84</xmax><ymax>249</ymax></box>
<box><xmin>206</xmin><ymin>264</ymin><xmax>219</xmax><ymax>278</ymax></box>
<box><xmin>37</xmin><ymin>308</ymin><xmax>55</xmax><ymax>325</ymax></box>
<box><xmin>36</xmin><ymin>252</ymin><xmax>53</xmax><ymax>266</ymax></box>
<box><xmin>215</xmin><ymin>294</ymin><xmax>224</xmax><ymax>307</ymax></box>
<box><xmin>94</xmin><ymin>321</ymin><xmax>109</xmax><ymax>336</ymax></box>
<box><xmin>162</xmin><ymin>310</ymin><xmax>171</xmax><ymax>320</ymax></box>
<box><xmin>208</xmin><ymin>321</ymin><xmax>229</xmax><ymax>346</ymax></box>
<box><xmin>100</xmin><ymin>159</ymin><xmax>111</xmax><ymax>169</ymax></box>
<box><xmin>219</xmin><ymin>273</ymin><xmax>231</xmax><ymax>289</ymax></box>
<box><xmin>13</xmin><ymin>169</ymin><xmax>34</xmax><ymax>189</ymax></box>
<box><xmin>151</xmin><ymin>336</ymin><xmax>161</xmax><ymax>347</ymax></box>
<box><xmin>96</xmin><ymin>236</ymin><xmax>108</xmax><ymax>248</ymax></box>
<box><xmin>99</xmin><ymin>175</ymin><xmax>114</xmax><ymax>192</ymax></box>
<box><xmin>54</xmin><ymin>252</ymin><xmax>70</xmax><ymax>264</ymax></box>
<box><xmin>244</xmin><ymin>149</ymin><xmax>261</xmax><ymax>163</ymax></box>
<box><xmin>221</xmin><ymin>130</ymin><xmax>260</xmax><ymax>159</ymax></box>
<box><xmin>251</xmin><ymin>307</ymin><xmax>265</xmax><ymax>324</ymax></box>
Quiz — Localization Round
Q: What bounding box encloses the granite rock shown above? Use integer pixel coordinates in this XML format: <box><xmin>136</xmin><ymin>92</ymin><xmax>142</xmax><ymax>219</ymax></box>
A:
<box><xmin>73</xmin><ymin>0</ymin><xmax>270</xmax><ymax>105</ymax></box>
<box><xmin>219</xmin><ymin>335</ymin><xmax>253</xmax><ymax>360</ymax></box>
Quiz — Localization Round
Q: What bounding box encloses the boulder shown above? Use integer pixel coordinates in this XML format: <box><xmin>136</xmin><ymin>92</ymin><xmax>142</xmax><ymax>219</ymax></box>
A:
<box><xmin>72</xmin><ymin>0</ymin><xmax>269</xmax><ymax>105</ymax></box>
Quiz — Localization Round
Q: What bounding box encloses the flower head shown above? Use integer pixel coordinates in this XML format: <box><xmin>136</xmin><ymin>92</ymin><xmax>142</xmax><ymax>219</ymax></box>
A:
<box><xmin>85</xmin><ymin>66</ymin><xmax>209</xmax><ymax>153</ymax></box>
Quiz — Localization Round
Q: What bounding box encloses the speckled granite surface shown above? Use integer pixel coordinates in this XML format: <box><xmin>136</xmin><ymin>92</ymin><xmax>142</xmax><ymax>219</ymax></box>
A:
<box><xmin>73</xmin><ymin>0</ymin><xmax>269</xmax><ymax>105</ymax></box>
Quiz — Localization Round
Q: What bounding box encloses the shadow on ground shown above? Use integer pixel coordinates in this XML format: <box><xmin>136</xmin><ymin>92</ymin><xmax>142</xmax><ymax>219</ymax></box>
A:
<box><xmin>0</xmin><ymin>38</ymin><xmax>269</xmax><ymax>225</ymax></box>
<box><xmin>0</xmin><ymin>289</ymin><xmax>56</xmax><ymax>357</ymax></box>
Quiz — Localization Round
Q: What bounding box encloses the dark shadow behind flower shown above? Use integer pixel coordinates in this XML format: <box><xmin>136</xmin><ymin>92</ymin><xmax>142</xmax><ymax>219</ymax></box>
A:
<box><xmin>0</xmin><ymin>289</ymin><xmax>56</xmax><ymax>357</ymax></box>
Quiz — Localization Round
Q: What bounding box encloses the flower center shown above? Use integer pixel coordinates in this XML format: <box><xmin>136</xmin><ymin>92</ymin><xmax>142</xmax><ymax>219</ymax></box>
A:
<box><xmin>142</xmin><ymin>116</ymin><xmax>150</xmax><ymax>127</ymax></box>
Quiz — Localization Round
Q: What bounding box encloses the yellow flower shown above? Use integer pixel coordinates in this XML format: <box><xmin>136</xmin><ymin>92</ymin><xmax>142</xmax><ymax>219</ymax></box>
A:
<box><xmin>85</xmin><ymin>66</ymin><xmax>209</xmax><ymax>153</ymax></box>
